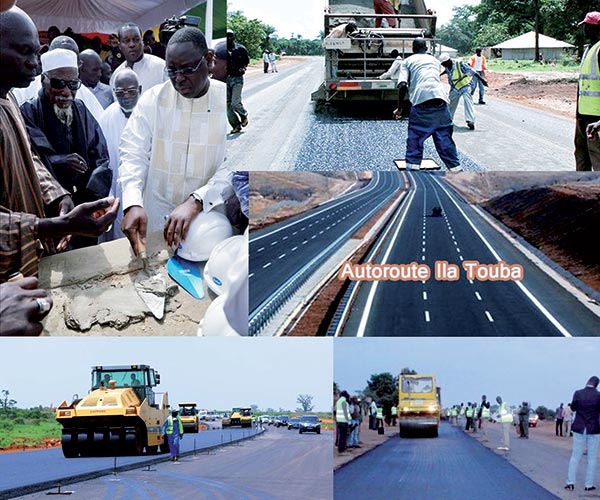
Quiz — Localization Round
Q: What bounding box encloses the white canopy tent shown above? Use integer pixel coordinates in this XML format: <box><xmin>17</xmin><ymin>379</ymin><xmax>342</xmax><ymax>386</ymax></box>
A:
<box><xmin>17</xmin><ymin>0</ymin><xmax>206</xmax><ymax>35</ymax></box>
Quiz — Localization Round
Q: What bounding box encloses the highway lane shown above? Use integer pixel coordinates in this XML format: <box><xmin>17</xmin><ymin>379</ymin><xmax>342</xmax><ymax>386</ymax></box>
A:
<box><xmin>334</xmin><ymin>422</ymin><xmax>560</xmax><ymax>500</ymax></box>
<box><xmin>225</xmin><ymin>57</ymin><xmax>324</xmax><ymax>170</ymax></box>
<box><xmin>11</xmin><ymin>426</ymin><xmax>332</xmax><ymax>500</ymax></box>
<box><xmin>249</xmin><ymin>171</ymin><xmax>405</xmax><ymax>314</ymax></box>
<box><xmin>0</xmin><ymin>427</ymin><xmax>259</xmax><ymax>498</ymax></box>
<box><xmin>339</xmin><ymin>172</ymin><xmax>599</xmax><ymax>336</ymax></box>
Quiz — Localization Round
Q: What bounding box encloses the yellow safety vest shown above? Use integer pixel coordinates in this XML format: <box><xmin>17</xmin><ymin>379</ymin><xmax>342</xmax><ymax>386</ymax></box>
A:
<box><xmin>466</xmin><ymin>407</ymin><xmax>474</xmax><ymax>418</ymax></box>
<box><xmin>336</xmin><ymin>397</ymin><xmax>348</xmax><ymax>423</ymax></box>
<box><xmin>499</xmin><ymin>403</ymin><xmax>512</xmax><ymax>424</ymax></box>
<box><xmin>482</xmin><ymin>405</ymin><xmax>490</xmax><ymax>418</ymax></box>
<box><xmin>166</xmin><ymin>415</ymin><xmax>184</xmax><ymax>435</ymax></box>
<box><xmin>376</xmin><ymin>408</ymin><xmax>383</xmax><ymax>419</ymax></box>
<box><xmin>579</xmin><ymin>41</ymin><xmax>600</xmax><ymax>115</ymax></box>
<box><xmin>451</xmin><ymin>62</ymin><xmax>473</xmax><ymax>91</ymax></box>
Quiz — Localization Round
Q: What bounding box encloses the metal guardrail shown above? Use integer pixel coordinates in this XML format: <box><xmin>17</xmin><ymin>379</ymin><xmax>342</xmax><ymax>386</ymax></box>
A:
<box><xmin>249</xmin><ymin>175</ymin><xmax>397</xmax><ymax>336</ymax></box>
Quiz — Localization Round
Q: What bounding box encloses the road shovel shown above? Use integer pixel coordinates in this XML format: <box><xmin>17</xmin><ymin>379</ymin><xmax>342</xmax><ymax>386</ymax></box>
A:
<box><xmin>134</xmin><ymin>242</ymin><xmax>167</xmax><ymax>320</ymax></box>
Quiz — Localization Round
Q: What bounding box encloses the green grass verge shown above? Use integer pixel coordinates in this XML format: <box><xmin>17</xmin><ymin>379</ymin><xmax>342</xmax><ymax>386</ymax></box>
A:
<box><xmin>0</xmin><ymin>410</ymin><xmax>61</xmax><ymax>448</ymax></box>
<box><xmin>487</xmin><ymin>58</ymin><xmax>578</xmax><ymax>72</ymax></box>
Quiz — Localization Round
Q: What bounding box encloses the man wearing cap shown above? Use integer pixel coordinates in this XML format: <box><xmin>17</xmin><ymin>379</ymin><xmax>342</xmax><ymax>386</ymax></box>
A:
<box><xmin>575</xmin><ymin>11</ymin><xmax>600</xmax><ymax>171</ymax></box>
<box><xmin>440</xmin><ymin>53</ymin><xmax>487</xmax><ymax>130</ymax></box>
<box><xmin>11</xmin><ymin>36</ymin><xmax>105</xmax><ymax>123</ymax></box>
<box><xmin>225</xmin><ymin>30</ymin><xmax>250</xmax><ymax>134</ymax></box>
<box><xmin>119</xmin><ymin>27</ymin><xmax>233</xmax><ymax>258</ymax></box>
<box><xmin>20</xmin><ymin>48</ymin><xmax>111</xmax><ymax>248</ymax></box>
<box><xmin>161</xmin><ymin>409</ymin><xmax>184</xmax><ymax>462</ymax></box>
<box><xmin>110</xmin><ymin>22</ymin><xmax>166</xmax><ymax>96</ymax></box>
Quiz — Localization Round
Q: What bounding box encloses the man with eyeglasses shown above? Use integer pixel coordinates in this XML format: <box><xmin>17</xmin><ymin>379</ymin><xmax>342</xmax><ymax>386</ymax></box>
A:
<box><xmin>110</xmin><ymin>22</ymin><xmax>166</xmax><ymax>97</ymax></box>
<box><xmin>119</xmin><ymin>27</ymin><xmax>233</xmax><ymax>258</ymax></box>
<box><xmin>20</xmin><ymin>48</ymin><xmax>111</xmax><ymax>248</ymax></box>
<box><xmin>98</xmin><ymin>69</ymin><xmax>142</xmax><ymax>241</ymax></box>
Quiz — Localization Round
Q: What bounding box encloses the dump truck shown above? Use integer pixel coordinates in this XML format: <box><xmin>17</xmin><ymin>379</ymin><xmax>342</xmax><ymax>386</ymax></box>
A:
<box><xmin>56</xmin><ymin>364</ymin><xmax>169</xmax><ymax>457</ymax></box>
<box><xmin>312</xmin><ymin>0</ymin><xmax>437</xmax><ymax>106</ymax></box>
<box><xmin>397</xmin><ymin>373</ymin><xmax>441</xmax><ymax>437</ymax></box>
<box><xmin>221</xmin><ymin>407</ymin><xmax>252</xmax><ymax>428</ymax></box>
<box><xmin>178</xmin><ymin>402</ymin><xmax>200</xmax><ymax>433</ymax></box>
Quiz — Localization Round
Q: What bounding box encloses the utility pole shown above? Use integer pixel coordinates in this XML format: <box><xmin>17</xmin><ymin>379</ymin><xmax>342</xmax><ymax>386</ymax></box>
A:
<box><xmin>534</xmin><ymin>0</ymin><xmax>540</xmax><ymax>62</ymax></box>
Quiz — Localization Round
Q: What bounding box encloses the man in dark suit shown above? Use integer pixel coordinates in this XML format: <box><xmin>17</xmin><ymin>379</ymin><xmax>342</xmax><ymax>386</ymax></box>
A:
<box><xmin>565</xmin><ymin>375</ymin><xmax>600</xmax><ymax>492</ymax></box>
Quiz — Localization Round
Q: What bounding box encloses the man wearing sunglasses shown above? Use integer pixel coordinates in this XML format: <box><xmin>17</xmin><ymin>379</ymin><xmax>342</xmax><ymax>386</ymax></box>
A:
<box><xmin>20</xmin><ymin>48</ymin><xmax>110</xmax><ymax>248</ymax></box>
<box><xmin>11</xmin><ymin>35</ymin><xmax>105</xmax><ymax>124</ymax></box>
<box><xmin>119</xmin><ymin>27</ymin><xmax>233</xmax><ymax>258</ymax></box>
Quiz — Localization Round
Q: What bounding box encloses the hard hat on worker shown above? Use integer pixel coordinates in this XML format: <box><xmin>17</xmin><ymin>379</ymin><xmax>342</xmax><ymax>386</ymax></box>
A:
<box><xmin>578</xmin><ymin>11</ymin><xmax>600</xmax><ymax>26</ymax></box>
<box><xmin>176</xmin><ymin>210</ymin><xmax>234</xmax><ymax>262</ymax></box>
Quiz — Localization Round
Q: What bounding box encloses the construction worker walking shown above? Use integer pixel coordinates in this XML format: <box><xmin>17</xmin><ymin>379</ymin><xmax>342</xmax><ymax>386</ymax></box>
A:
<box><xmin>161</xmin><ymin>409</ymin><xmax>184</xmax><ymax>462</ymax></box>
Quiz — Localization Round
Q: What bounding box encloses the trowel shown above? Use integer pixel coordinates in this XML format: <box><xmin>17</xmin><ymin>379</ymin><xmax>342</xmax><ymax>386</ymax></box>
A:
<box><xmin>166</xmin><ymin>254</ymin><xmax>205</xmax><ymax>300</ymax></box>
<box><xmin>134</xmin><ymin>241</ymin><xmax>167</xmax><ymax>320</ymax></box>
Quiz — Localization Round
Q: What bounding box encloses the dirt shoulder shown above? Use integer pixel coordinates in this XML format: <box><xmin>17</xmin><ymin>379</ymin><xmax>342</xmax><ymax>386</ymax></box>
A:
<box><xmin>486</xmin><ymin>70</ymin><xmax>578</xmax><ymax>119</ymax></box>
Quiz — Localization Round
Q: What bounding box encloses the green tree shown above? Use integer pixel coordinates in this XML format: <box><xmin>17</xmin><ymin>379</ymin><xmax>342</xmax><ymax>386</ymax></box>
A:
<box><xmin>227</xmin><ymin>10</ymin><xmax>269</xmax><ymax>60</ymax></box>
<box><xmin>296</xmin><ymin>394</ymin><xmax>315</xmax><ymax>412</ymax></box>
<box><xmin>364</xmin><ymin>373</ymin><xmax>398</xmax><ymax>416</ymax></box>
<box><xmin>438</xmin><ymin>5</ymin><xmax>479</xmax><ymax>54</ymax></box>
<box><xmin>1</xmin><ymin>390</ymin><xmax>17</xmax><ymax>412</ymax></box>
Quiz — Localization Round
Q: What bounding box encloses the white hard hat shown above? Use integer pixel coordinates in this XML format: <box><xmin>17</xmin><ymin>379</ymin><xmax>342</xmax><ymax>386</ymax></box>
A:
<box><xmin>197</xmin><ymin>294</ymin><xmax>241</xmax><ymax>336</ymax></box>
<box><xmin>176</xmin><ymin>210</ymin><xmax>233</xmax><ymax>262</ymax></box>
<box><xmin>204</xmin><ymin>234</ymin><xmax>246</xmax><ymax>296</ymax></box>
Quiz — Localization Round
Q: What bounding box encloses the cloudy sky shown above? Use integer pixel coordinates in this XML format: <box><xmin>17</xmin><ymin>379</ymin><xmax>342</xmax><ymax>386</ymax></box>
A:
<box><xmin>334</xmin><ymin>337</ymin><xmax>600</xmax><ymax>410</ymax></box>
<box><xmin>0</xmin><ymin>337</ymin><xmax>332</xmax><ymax>412</ymax></box>
<box><xmin>228</xmin><ymin>0</ymin><xmax>480</xmax><ymax>39</ymax></box>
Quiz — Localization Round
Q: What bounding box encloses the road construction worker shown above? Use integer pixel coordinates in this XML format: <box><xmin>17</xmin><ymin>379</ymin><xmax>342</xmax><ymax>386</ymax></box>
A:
<box><xmin>161</xmin><ymin>409</ymin><xmax>184</xmax><ymax>462</ymax></box>
<box><xmin>518</xmin><ymin>402</ymin><xmax>530</xmax><ymax>439</ymax></box>
<box><xmin>496</xmin><ymin>396</ymin><xmax>512</xmax><ymax>451</ymax></box>
<box><xmin>336</xmin><ymin>390</ymin><xmax>351</xmax><ymax>453</ymax></box>
<box><xmin>465</xmin><ymin>402</ymin><xmax>474</xmax><ymax>431</ymax></box>
<box><xmin>479</xmin><ymin>396</ymin><xmax>491</xmax><ymax>441</ymax></box>
<box><xmin>376</xmin><ymin>405</ymin><xmax>384</xmax><ymax>434</ymax></box>
<box><xmin>575</xmin><ymin>11</ymin><xmax>600</xmax><ymax>171</ymax></box>
<box><xmin>471</xmin><ymin>403</ymin><xmax>478</xmax><ymax>433</ymax></box>
<box><xmin>450</xmin><ymin>405</ymin><xmax>458</xmax><ymax>425</ymax></box>
<box><xmin>391</xmin><ymin>405</ymin><xmax>398</xmax><ymax>426</ymax></box>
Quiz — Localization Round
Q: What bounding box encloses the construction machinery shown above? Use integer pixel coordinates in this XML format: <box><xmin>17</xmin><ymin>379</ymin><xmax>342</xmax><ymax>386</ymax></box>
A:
<box><xmin>178</xmin><ymin>402</ymin><xmax>200</xmax><ymax>433</ymax></box>
<box><xmin>312</xmin><ymin>0</ymin><xmax>437</xmax><ymax>106</ymax></box>
<box><xmin>397</xmin><ymin>373</ymin><xmax>441</xmax><ymax>437</ymax></box>
<box><xmin>221</xmin><ymin>407</ymin><xmax>252</xmax><ymax>428</ymax></box>
<box><xmin>56</xmin><ymin>364</ymin><xmax>169</xmax><ymax>458</ymax></box>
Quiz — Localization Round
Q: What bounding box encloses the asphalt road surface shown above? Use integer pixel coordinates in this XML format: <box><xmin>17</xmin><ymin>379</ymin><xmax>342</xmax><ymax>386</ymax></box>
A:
<box><xmin>0</xmin><ymin>427</ymin><xmax>259</xmax><ymax>499</ymax></box>
<box><xmin>339</xmin><ymin>172</ymin><xmax>599</xmax><ymax>336</ymax></box>
<box><xmin>249</xmin><ymin>171</ymin><xmax>403</xmax><ymax>315</ymax></box>
<box><xmin>7</xmin><ymin>427</ymin><xmax>332</xmax><ymax>500</ymax></box>
<box><xmin>226</xmin><ymin>57</ymin><xmax>574</xmax><ymax>172</ymax></box>
<box><xmin>334</xmin><ymin>422</ymin><xmax>561</xmax><ymax>500</ymax></box>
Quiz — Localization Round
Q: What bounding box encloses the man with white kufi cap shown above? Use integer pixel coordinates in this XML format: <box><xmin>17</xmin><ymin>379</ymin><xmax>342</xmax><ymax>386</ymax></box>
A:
<box><xmin>20</xmin><ymin>48</ymin><xmax>111</xmax><ymax>249</ymax></box>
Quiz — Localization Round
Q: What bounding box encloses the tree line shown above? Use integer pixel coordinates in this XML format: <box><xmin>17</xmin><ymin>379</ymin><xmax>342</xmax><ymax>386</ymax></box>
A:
<box><xmin>438</xmin><ymin>0</ymin><xmax>598</xmax><ymax>57</ymax></box>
